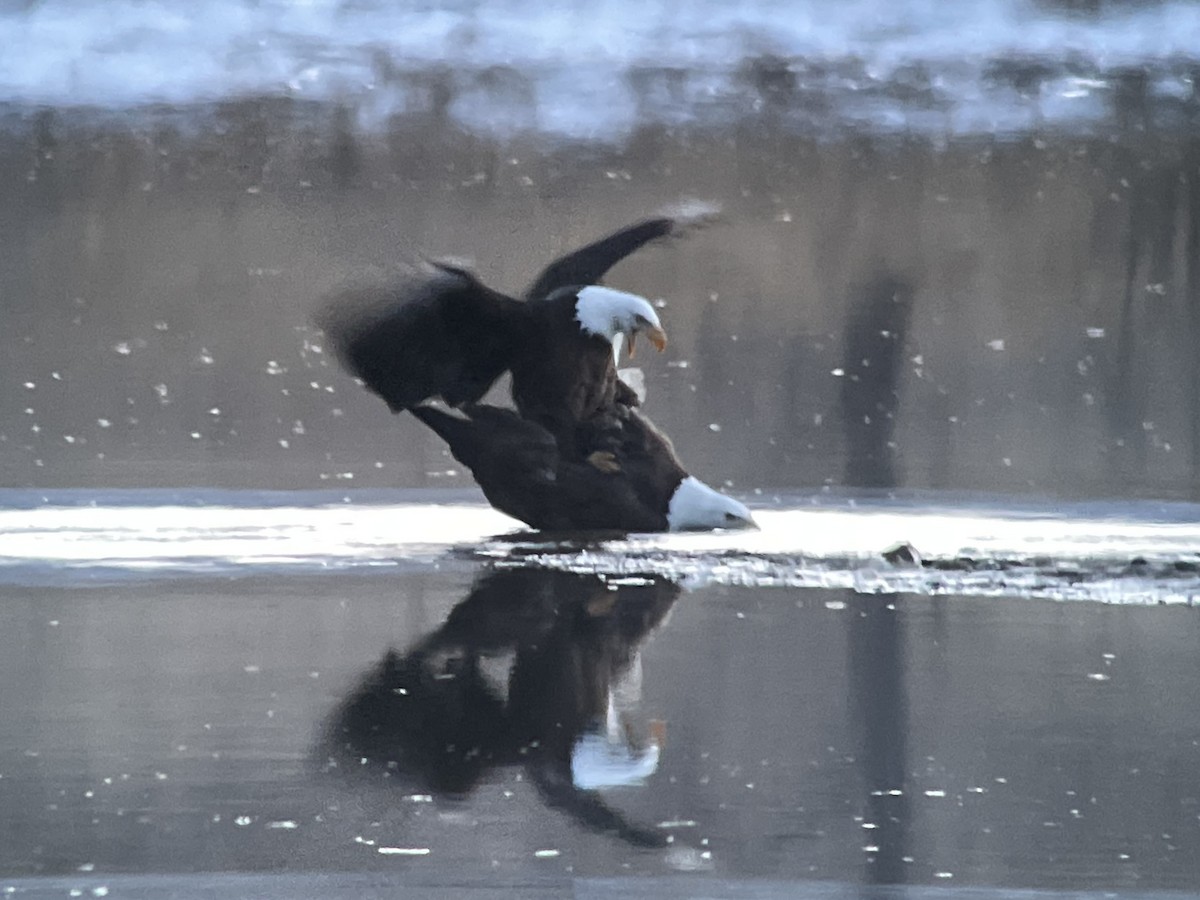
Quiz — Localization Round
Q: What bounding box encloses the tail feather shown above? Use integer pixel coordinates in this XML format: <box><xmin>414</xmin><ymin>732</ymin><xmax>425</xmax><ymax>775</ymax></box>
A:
<box><xmin>408</xmin><ymin>404</ymin><xmax>468</xmax><ymax>443</ymax></box>
<box><xmin>410</xmin><ymin>404</ymin><xmax>556</xmax><ymax>472</ymax></box>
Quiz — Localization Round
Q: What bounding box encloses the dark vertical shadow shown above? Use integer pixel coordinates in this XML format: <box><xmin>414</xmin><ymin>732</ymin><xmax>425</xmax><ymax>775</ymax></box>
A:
<box><xmin>848</xmin><ymin>592</ymin><xmax>911</xmax><ymax>889</ymax></box>
<box><xmin>1187</xmin><ymin>137</ymin><xmax>1200</xmax><ymax>497</ymax></box>
<box><xmin>327</xmin><ymin>105</ymin><xmax>362</xmax><ymax>191</ymax></box>
<box><xmin>983</xmin><ymin>58</ymin><xmax>1056</xmax><ymax>131</ymax></box>
<box><xmin>213</xmin><ymin>98</ymin><xmax>284</xmax><ymax>190</ymax></box>
<box><xmin>626</xmin><ymin>65</ymin><xmax>689</xmax><ymax>145</ymax></box>
<box><xmin>383</xmin><ymin>65</ymin><xmax>458</xmax><ymax>181</ymax></box>
<box><xmin>840</xmin><ymin>276</ymin><xmax>915</xmax><ymax>488</ymax></box>
<box><xmin>1111</xmin><ymin>67</ymin><xmax>1152</xmax><ymax>138</ymax></box>
<box><xmin>1104</xmin><ymin>120</ymin><xmax>1185</xmax><ymax>490</ymax></box>
<box><xmin>736</xmin><ymin>54</ymin><xmax>798</xmax><ymax>122</ymax></box>
<box><xmin>768</xmin><ymin>326</ymin><xmax>812</xmax><ymax>480</ymax></box>
<box><xmin>1110</xmin><ymin>166</ymin><xmax>1146</xmax><ymax>482</ymax></box>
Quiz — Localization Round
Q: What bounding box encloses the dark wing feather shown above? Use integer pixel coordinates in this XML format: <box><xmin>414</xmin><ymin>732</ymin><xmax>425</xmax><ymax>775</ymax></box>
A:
<box><xmin>523</xmin><ymin>206</ymin><xmax>722</xmax><ymax>301</ymax></box>
<box><xmin>522</xmin><ymin>218</ymin><xmax>674</xmax><ymax>301</ymax></box>
<box><xmin>318</xmin><ymin>264</ymin><xmax>528</xmax><ymax>412</ymax></box>
<box><xmin>410</xmin><ymin>404</ymin><xmax>558</xmax><ymax>483</ymax></box>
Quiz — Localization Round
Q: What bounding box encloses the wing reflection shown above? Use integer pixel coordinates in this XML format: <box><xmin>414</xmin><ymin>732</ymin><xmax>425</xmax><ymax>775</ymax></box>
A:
<box><xmin>321</xmin><ymin>567</ymin><xmax>679</xmax><ymax>847</ymax></box>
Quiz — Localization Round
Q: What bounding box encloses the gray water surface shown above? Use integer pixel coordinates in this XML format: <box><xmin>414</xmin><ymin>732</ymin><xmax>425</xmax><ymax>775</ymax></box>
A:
<box><xmin>2</xmin><ymin>492</ymin><xmax>1199</xmax><ymax>896</ymax></box>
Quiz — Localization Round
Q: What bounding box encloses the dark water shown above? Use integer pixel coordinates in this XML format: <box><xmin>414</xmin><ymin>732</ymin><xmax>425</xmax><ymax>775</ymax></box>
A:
<box><xmin>3</xmin><ymin>563</ymin><xmax>1199</xmax><ymax>895</ymax></box>
<box><xmin>2</xmin><ymin>107</ymin><xmax>1200</xmax><ymax>502</ymax></box>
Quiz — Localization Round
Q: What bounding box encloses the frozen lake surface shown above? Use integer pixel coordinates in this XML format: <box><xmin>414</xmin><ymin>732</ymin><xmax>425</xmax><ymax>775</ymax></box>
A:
<box><xmin>2</xmin><ymin>489</ymin><xmax>1200</xmax><ymax>896</ymax></box>
<box><xmin>4</xmin><ymin>488</ymin><xmax>1200</xmax><ymax>603</ymax></box>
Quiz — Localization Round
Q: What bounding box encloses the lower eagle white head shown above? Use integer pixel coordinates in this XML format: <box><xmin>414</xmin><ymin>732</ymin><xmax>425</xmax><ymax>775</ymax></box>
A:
<box><xmin>667</xmin><ymin>476</ymin><xmax>758</xmax><ymax>532</ymax></box>
<box><xmin>575</xmin><ymin>286</ymin><xmax>668</xmax><ymax>360</ymax></box>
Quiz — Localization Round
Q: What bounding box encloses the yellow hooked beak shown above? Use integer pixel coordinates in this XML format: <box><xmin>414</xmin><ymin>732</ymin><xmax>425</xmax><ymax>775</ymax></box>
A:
<box><xmin>627</xmin><ymin>324</ymin><xmax>668</xmax><ymax>359</ymax></box>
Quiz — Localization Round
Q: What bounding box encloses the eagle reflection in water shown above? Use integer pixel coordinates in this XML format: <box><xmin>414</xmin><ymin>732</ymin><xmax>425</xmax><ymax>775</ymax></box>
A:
<box><xmin>320</xmin><ymin>568</ymin><xmax>678</xmax><ymax>847</ymax></box>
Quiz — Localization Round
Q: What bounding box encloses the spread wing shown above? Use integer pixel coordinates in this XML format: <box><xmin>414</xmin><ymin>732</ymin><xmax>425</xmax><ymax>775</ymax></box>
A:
<box><xmin>318</xmin><ymin>263</ymin><xmax>529</xmax><ymax>412</ymax></box>
<box><xmin>522</xmin><ymin>204</ymin><xmax>721</xmax><ymax>301</ymax></box>
<box><xmin>523</xmin><ymin>218</ymin><xmax>673</xmax><ymax>301</ymax></box>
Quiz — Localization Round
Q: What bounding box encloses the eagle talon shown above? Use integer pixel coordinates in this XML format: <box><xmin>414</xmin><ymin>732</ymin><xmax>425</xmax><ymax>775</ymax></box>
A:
<box><xmin>586</xmin><ymin>450</ymin><xmax>621</xmax><ymax>475</ymax></box>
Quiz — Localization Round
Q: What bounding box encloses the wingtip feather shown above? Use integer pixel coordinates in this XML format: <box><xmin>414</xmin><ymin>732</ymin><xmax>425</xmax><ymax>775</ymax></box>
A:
<box><xmin>659</xmin><ymin>198</ymin><xmax>724</xmax><ymax>234</ymax></box>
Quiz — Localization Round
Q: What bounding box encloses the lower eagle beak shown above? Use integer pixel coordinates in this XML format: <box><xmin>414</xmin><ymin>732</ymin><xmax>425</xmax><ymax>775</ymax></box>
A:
<box><xmin>645</xmin><ymin>324</ymin><xmax>668</xmax><ymax>352</ymax></box>
<box><xmin>625</xmin><ymin>325</ymin><xmax>668</xmax><ymax>360</ymax></box>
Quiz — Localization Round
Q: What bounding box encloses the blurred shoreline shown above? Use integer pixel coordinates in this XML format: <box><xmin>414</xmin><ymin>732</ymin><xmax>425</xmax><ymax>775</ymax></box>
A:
<box><xmin>3</xmin><ymin>0</ymin><xmax>1199</xmax><ymax>141</ymax></box>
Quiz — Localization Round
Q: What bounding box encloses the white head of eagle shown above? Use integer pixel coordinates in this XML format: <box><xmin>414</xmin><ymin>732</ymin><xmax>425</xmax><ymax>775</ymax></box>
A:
<box><xmin>667</xmin><ymin>476</ymin><xmax>758</xmax><ymax>532</ymax></box>
<box><xmin>574</xmin><ymin>286</ymin><xmax>668</xmax><ymax>360</ymax></box>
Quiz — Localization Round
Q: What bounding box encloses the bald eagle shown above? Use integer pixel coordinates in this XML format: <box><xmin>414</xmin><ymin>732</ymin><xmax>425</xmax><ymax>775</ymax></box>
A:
<box><xmin>319</xmin><ymin>210</ymin><xmax>756</xmax><ymax>532</ymax></box>
<box><xmin>410</xmin><ymin>403</ymin><xmax>755</xmax><ymax>532</ymax></box>
<box><xmin>319</xmin><ymin>215</ymin><xmax>701</xmax><ymax>462</ymax></box>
